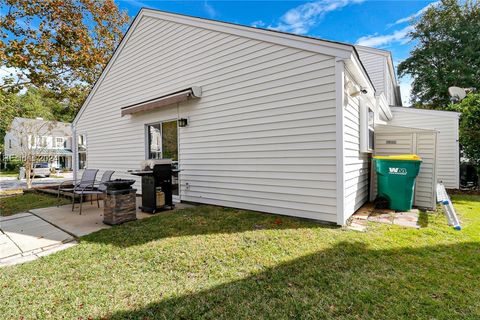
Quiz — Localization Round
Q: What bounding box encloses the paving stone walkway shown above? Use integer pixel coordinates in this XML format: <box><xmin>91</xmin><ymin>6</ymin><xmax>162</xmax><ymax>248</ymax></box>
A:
<box><xmin>348</xmin><ymin>202</ymin><xmax>421</xmax><ymax>232</ymax></box>
<box><xmin>0</xmin><ymin>212</ymin><xmax>77</xmax><ymax>267</ymax></box>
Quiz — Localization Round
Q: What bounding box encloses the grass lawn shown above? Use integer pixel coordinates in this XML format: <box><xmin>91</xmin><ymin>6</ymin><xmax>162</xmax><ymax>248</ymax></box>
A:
<box><xmin>0</xmin><ymin>195</ymin><xmax>479</xmax><ymax>319</ymax></box>
<box><xmin>0</xmin><ymin>192</ymin><xmax>70</xmax><ymax>216</ymax></box>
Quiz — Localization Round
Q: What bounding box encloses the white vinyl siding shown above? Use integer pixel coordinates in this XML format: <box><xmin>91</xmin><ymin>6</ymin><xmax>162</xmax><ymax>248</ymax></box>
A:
<box><xmin>385</xmin><ymin>69</ymin><xmax>396</xmax><ymax>106</ymax></box>
<box><xmin>356</xmin><ymin>47</ymin><xmax>400</xmax><ymax>106</ymax></box>
<box><xmin>374</xmin><ymin>127</ymin><xmax>437</xmax><ymax>210</ymax></box>
<box><xmin>75</xmin><ymin>15</ymin><xmax>339</xmax><ymax>222</ymax></box>
<box><xmin>389</xmin><ymin>107</ymin><xmax>460</xmax><ymax>189</ymax></box>
<box><xmin>343</xmin><ymin>94</ymin><xmax>370</xmax><ymax>218</ymax></box>
<box><xmin>356</xmin><ymin>48</ymin><xmax>386</xmax><ymax>95</ymax></box>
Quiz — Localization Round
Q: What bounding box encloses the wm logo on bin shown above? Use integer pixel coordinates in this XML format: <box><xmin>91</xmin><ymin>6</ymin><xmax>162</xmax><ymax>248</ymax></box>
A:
<box><xmin>388</xmin><ymin>167</ymin><xmax>407</xmax><ymax>175</ymax></box>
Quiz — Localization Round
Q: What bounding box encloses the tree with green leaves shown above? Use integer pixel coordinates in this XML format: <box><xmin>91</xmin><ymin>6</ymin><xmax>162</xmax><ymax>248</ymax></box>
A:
<box><xmin>0</xmin><ymin>88</ymin><xmax>60</xmax><ymax>152</ymax></box>
<box><xmin>398</xmin><ymin>0</ymin><xmax>480</xmax><ymax>108</ymax></box>
<box><xmin>0</xmin><ymin>0</ymin><xmax>129</xmax><ymax>113</ymax></box>
<box><xmin>0</xmin><ymin>90</ymin><xmax>19</xmax><ymax>152</ymax></box>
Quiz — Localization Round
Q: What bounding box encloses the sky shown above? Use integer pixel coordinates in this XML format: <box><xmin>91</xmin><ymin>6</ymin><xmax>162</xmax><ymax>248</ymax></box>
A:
<box><xmin>116</xmin><ymin>0</ymin><xmax>439</xmax><ymax>106</ymax></box>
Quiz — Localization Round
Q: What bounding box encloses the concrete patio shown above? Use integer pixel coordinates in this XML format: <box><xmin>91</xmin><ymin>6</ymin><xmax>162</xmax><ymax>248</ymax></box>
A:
<box><xmin>30</xmin><ymin>197</ymin><xmax>194</xmax><ymax>237</ymax></box>
<box><xmin>2</xmin><ymin>197</ymin><xmax>194</xmax><ymax>266</ymax></box>
<box><xmin>31</xmin><ymin>197</ymin><xmax>144</xmax><ymax>237</ymax></box>
<box><xmin>0</xmin><ymin>212</ymin><xmax>76</xmax><ymax>266</ymax></box>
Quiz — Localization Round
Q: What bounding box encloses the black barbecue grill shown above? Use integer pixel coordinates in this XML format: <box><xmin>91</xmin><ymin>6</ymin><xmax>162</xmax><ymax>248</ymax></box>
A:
<box><xmin>130</xmin><ymin>159</ymin><xmax>174</xmax><ymax>213</ymax></box>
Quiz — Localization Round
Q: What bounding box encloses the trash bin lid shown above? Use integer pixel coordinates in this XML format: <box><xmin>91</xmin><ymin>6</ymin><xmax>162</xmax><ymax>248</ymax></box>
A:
<box><xmin>373</xmin><ymin>154</ymin><xmax>422</xmax><ymax>161</ymax></box>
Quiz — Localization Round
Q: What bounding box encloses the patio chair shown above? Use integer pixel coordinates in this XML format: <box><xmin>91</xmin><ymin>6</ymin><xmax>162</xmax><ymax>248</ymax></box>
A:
<box><xmin>72</xmin><ymin>170</ymin><xmax>115</xmax><ymax>215</ymax></box>
<box><xmin>57</xmin><ymin>169</ymin><xmax>98</xmax><ymax>207</ymax></box>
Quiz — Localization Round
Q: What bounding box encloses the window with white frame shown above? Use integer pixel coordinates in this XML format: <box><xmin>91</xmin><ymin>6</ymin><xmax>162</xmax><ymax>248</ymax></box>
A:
<box><xmin>360</xmin><ymin>101</ymin><xmax>374</xmax><ymax>153</ymax></box>
<box><xmin>55</xmin><ymin>137</ymin><xmax>64</xmax><ymax>148</ymax></box>
<box><xmin>33</xmin><ymin>136</ymin><xmax>48</xmax><ymax>148</ymax></box>
<box><xmin>78</xmin><ymin>135</ymin><xmax>86</xmax><ymax>149</ymax></box>
<box><xmin>77</xmin><ymin>134</ymin><xmax>87</xmax><ymax>169</ymax></box>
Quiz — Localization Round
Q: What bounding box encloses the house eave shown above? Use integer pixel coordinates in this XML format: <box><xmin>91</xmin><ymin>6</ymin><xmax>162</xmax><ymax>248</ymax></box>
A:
<box><xmin>141</xmin><ymin>8</ymin><xmax>354</xmax><ymax>58</ymax></box>
<box><xmin>391</xmin><ymin>106</ymin><xmax>461</xmax><ymax>118</ymax></box>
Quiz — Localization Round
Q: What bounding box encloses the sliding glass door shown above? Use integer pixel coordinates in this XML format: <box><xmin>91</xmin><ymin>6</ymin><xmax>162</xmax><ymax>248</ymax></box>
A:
<box><xmin>146</xmin><ymin>120</ymin><xmax>179</xmax><ymax>197</ymax></box>
<box><xmin>148</xmin><ymin>123</ymin><xmax>162</xmax><ymax>159</ymax></box>
<box><xmin>161</xmin><ymin>120</ymin><xmax>178</xmax><ymax>161</ymax></box>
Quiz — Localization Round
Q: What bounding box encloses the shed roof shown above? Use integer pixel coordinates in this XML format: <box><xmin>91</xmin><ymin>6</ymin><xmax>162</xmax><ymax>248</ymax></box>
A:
<box><xmin>391</xmin><ymin>106</ymin><xmax>461</xmax><ymax>118</ymax></box>
<box><xmin>376</xmin><ymin>124</ymin><xmax>439</xmax><ymax>134</ymax></box>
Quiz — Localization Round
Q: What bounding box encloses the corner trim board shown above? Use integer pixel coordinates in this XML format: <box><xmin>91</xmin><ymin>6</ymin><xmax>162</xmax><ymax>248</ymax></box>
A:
<box><xmin>335</xmin><ymin>58</ymin><xmax>346</xmax><ymax>225</ymax></box>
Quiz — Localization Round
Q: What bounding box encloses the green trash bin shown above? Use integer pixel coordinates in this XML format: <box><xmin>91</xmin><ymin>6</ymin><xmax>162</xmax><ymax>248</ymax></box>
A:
<box><xmin>374</xmin><ymin>154</ymin><xmax>422</xmax><ymax>212</ymax></box>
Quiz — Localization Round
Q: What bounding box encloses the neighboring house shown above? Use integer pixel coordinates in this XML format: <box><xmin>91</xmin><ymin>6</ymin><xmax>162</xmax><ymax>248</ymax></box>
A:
<box><xmin>4</xmin><ymin>117</ymin><xmax>73</xmax><ymax>170</ymax></box>
<box><xmin>73</xmin><ymin>9</ymin><xmax>459</xmax><ymax>225</ymax></box>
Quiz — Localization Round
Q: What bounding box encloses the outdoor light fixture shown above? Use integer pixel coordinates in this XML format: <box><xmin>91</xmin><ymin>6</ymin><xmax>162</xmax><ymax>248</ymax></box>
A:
<box><xmin>178</xmin><ymin>118</ymin><xmax>188</xmax><ymax>127</ymax></box>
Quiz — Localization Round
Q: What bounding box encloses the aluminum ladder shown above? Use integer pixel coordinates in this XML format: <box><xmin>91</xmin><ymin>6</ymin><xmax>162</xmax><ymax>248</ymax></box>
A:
<box><xmin>436</xmin><ymin>183</ymin><xmax>461</xmax><ymax>230</ymax></box>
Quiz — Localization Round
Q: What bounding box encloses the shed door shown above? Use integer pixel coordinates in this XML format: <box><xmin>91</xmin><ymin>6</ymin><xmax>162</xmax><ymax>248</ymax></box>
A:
<box><xmin>414</xmin><ymin>133</ymin><xmax>437</xmax><ymax>209</ymax></box>
<box><xmin>373</xmin><ymin>131</ymin><xmax>437</xmax><ymax>210</ymax></box>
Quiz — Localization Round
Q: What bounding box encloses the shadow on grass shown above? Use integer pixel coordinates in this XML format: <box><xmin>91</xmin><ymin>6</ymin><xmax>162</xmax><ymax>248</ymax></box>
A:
<box><xmin>417</xmin><ymin>210</ymin><xmax>429</xmax><ymax>228</ymax></box>
<box><xmin>83</xmin><ymin>205</ymin><xmax>336</xmax><ymax>247</ymax></box>
<box><xmin>101</xmin><ymin>241</ymin><xmax>480</xmax><ymax>319</ymax></box>
<box><xmin>450</xmin><ymin>194</ymin><xmax>480</xmax><ymax>206</ymax></box>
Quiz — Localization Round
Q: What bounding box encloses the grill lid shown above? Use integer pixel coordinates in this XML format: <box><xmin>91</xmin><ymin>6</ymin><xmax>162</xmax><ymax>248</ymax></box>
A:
<box><xmin>141</xmin><ymin>159</ymin><xmax>172</xmax><ymax>170</ymax></box>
